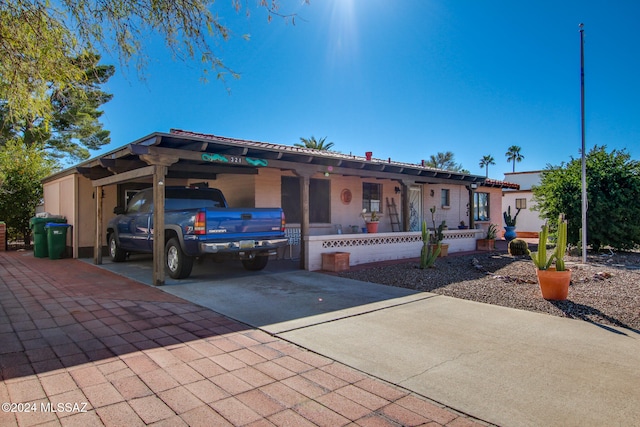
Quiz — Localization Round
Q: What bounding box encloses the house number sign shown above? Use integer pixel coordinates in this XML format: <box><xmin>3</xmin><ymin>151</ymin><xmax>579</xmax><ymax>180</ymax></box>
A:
<box><xmin>201</xmin><ymin>153</ymin><xmax>268</xmax><ymax>167</ymax></box>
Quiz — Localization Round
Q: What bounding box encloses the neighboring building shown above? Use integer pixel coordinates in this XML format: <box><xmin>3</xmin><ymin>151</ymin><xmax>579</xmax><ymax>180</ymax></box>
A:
<box><xmin>502</xmin><ymin>171</ymin><xmax>544</xmax><ymax>237</ymax></box>
<box><xmin>42</xmin><ymin>129</ymin><xmax>517</xmax><ymax>280</ymax></box>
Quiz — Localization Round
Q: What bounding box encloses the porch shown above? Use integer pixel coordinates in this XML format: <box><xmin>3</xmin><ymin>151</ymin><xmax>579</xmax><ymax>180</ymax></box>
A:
<box><xmin>304</xmin><ymin>229</ymin><xmax>485</xmax><ymax>271</ymax></box>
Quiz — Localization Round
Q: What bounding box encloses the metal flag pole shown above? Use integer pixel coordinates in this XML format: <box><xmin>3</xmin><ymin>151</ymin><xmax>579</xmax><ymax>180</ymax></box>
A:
<box><xmin>580</xmin><ymin>23</ymin><xmax>588</xmax><ymax>263</ymax></box>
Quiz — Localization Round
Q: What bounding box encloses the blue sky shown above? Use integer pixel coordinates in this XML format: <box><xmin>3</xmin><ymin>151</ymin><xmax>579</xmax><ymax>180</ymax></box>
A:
<box><xmin>95</xmin><ymin>0</ymin><xmax>640</xmax><ymax>179</ymax></box>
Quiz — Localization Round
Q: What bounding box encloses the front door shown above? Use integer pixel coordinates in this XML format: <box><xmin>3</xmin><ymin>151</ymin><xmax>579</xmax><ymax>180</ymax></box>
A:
<box><xmin>409</xmin><ymin>186</ymin><xmax>423</xmax><ymax>231</ymax></box>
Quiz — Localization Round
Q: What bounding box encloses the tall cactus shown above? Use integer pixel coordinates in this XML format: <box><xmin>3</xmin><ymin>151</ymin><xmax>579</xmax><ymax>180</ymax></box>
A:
<box><xmin>529</xmin><ymin>222</ymin><xmax>553</xmax><ymax>270</ymax></box>
<box><xmin>528</xmin><ymin>213</ymin><xmax>568</xmax><ymax>271</ymax></box>
<box><xmin>555</xmin><ymin>213</ymin><xmax>568</xmax><ymax>271</ymax></box>
<box><xmin>420</xmin><ymin>220</ymin><xmax>440</xmax><ymax>269</ymax></box>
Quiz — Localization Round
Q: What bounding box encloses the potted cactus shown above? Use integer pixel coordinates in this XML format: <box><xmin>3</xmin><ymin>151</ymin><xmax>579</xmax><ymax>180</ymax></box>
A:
<box><xmin>528</xmin><ymin>214</ymin><xmax>571</xmax><ymax>300</ymax></box>
<box><xmin>503</xmin><ymin>206</ymin><xmax>521</xmax><ymax>242</ymax></box>
<box><xmin>476</xmin><ymin>224</ymin><xmax>497</xmax><ymax>251</ymax></box>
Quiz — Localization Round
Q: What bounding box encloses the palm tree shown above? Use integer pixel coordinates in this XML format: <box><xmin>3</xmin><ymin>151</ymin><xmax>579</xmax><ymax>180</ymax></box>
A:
<box><xmin>425</xmin><ymin>151</ymin><xmax>465</xmax><ymax>172</ymax></box>
<box><xmin>295</xmin><ymin>136</ymin><xmax>335</xmax><ymax>151</ymax></box>
<box><xmin>505</xmin><ymin>145</ymin><xmax>524</xmax><ymax>172</ymax></box>
<box><xmin>479</xmin><ymin>155</ymin><xmax>495</xmax><ymax>178</ymax></box>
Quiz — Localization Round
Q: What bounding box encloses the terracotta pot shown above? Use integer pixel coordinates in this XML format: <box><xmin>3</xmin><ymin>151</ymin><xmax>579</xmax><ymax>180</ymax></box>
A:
<box><xmin>429</xmin><ymin>243</ymin><xmax>448</xmax><ymax>257</ymax></box>
<box><xmin>536</xmin><ymin>268</ymin><xmax>571</xmax><ymax>301</ymax></box>
<box><xmin>476</xmin><ymin>239</ymin><xmax>495</xmax><ymax>251</ymax></box>
<box><xmin>366</xmin><ymin>221</ymin><xmax>379</xmax><ymax>233</ymax></box>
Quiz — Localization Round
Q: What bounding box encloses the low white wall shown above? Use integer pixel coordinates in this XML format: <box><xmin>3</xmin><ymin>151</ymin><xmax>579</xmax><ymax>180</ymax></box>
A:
<box><xmin>305</xmin><ymin>229</ymin><xmax>485</xmax><ymax>271</ymax></box>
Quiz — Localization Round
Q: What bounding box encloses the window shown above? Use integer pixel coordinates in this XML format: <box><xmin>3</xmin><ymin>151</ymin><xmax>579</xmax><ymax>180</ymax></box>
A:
<box><xmin>441</xmin><ymin>189</ymin><xmax>450</xmax><ymax>208</ymax></box>
<box><xmin>126</xmin><ymin>190</ymin><xmax>152</xmax><ymax>214</ymax></box>
<box><xmin>281</xmin><ymin>177</ymin><xmax>331</xmax><ymax>223</ymax></box>
<box><xmin>515</xmin><ymin>198</ymin><xmax>527</xmax><ymax>210</ymax></box>
<box><xmin>362</xmin><ymin>182</ymin><xmax>382</xmax><ymax>213</ymax></box>
<box><xmin>474</xmin><ymin>192</ymin><xmax>490</xmax><ymax>221</ymax></box>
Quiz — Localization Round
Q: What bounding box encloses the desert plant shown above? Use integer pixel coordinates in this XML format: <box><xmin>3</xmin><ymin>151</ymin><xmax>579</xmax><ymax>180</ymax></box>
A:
<box><xmin>486</xmin><ymin>224</ymin><xmax>498</xmax><ymax>239</ymax></box>
<box><xmin>503</xmin><ymin>206</ymin><xmax>521</xmax><ymax>227</ymax></box>
<box><xmin>429</xmin><ymin>206</ymin><xmax>446</xmax><ymax>243</ymax></box>
<box><xmin>508</xmin><ymin>239</ymin><xmax>529</xmax><ymax>256</ymax></box>
<box><xmin>528</xmin><ymin>214</ymin><xmax>568</xmax><ymax>271</ymax></box>
<box><xmin>555</xmin><ymin>214</ymin><xmax>568</xmax><ymax>271</ymax></box>
<box><xmin>533</xmin><ymin>146</ymin><xmax>640</xmax><ymax>251</ymax></box>
<box><xmin>360</xmin><ymin>209</ymin><xmax>380</xmax><ymax>223</ymax></box>
<box><xmin>420</xmin><ymin>220</ymin><xmax>440</xmax><ymax>269</ymax></box>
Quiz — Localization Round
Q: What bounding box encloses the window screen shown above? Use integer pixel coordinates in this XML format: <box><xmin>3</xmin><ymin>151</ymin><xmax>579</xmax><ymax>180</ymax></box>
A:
<box><xmin>281</xmin><ymin>176</ymin><xmax>331</xmax><ymax>223</ymax></box>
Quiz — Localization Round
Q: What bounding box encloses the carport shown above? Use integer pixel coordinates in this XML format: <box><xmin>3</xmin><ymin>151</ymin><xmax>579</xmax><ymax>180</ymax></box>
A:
<box><xmin>51</xmin><ymin>129</ymin><xmax>485</xmax><ymax>285</ymax></box>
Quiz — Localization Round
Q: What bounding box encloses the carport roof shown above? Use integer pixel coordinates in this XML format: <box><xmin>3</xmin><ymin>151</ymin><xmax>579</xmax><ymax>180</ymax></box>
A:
<box><xmin>44</xmin><ymin>129</ymin><xmax>501</xmax><ymax>186</ymax></box>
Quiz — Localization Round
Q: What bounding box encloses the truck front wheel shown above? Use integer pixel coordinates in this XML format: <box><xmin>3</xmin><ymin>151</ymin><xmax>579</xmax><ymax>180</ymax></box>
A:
<box><xmin>241</xmin><ymin>253</ymin><xmax>269</xmax><ymax>271</ymax></box>
<box><xmin>165</xmin><ymin>237</ymin><xmax>194</xmax><ymax>279</ymax></box>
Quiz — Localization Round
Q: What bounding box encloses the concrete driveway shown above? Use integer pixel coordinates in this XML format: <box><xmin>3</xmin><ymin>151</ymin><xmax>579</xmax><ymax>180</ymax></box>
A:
<box><xmin>94</xmin><ymin>255</ymin><xmax>432</xmax><ymax>334</ymax></box>
<box><xmin>95</xmin><ymin>255</ymin><xmax>640</xmax><ymax>427</ymax></box>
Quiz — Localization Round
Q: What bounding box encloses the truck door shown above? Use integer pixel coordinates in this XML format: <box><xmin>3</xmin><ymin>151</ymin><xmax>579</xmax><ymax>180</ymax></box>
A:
<box><xmin>116</xmin><ymin>190</ymin><xmax>153</xmax><ymax>251</ymax></box>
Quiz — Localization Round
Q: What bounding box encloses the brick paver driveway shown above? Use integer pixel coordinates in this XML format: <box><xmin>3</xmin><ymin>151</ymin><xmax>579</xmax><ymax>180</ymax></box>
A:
<box><xmin>0</xmin><ymin>252</ymin><xmax>484</xmax><ymax>426</ymax></box>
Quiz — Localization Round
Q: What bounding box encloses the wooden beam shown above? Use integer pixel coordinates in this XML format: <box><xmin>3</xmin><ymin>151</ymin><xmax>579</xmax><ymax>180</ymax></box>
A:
<box><xmin>99</xmin><ymin>158</ymin><xmax>148</xmax><ymax>174</ymax></box>
<box><xmin>92</xmin><ymin>166</ymin><xmax>155</xmax><ymax>187</ymax></box>
<box><xmin>131</xmin><ymin>144</ymin><xmax>484</xmax><ymax>185</ymax></box>
<box><xmin>76</xmin><ymin>166</ymin><xmax>113</xmax><ymax>180</ymax></box>
<box><xmin>170</xmin><ymin>164</ymin><xmax>258</xmax><ymax>176</ymax></box>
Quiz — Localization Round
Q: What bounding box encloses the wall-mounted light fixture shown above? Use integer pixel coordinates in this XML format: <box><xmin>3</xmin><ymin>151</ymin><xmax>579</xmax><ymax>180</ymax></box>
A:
<box><xmin>470</xmin><ymin>183</ymin><xmax>478</xmax><ymax>190</ymax></box>
<box><xmin>394</xmin><ymin>186</ymin><xmax>401</xmax><ymax>194</ymax></box>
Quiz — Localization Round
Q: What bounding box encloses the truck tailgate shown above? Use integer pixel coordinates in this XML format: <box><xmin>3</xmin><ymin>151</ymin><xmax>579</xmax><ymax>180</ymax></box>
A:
<box><xmin>205</xmin><ymin>208</ymin><xmax>283</xmax><ymax>235</ymax></box>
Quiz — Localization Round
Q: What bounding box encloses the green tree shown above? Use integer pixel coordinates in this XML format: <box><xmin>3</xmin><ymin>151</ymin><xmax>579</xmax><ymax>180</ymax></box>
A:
<box><xmin>505</xmin><ymin>145</ymin><xmax>524</xmax><ymax>172</ymax></box>
<box><xmin>425</xmin><ymin>151</ymin><xmax>467</xmax><ymax>172</ymax></box>
<box><xmin>0</xmin><ymin>52</ymin><xmax>114</xmax><ymax>162</ymax></box>
<box><xmin>1</xmin><ymin>0</ymin><xmax>304</xmax><ymax>125</ymax></box>
<box><xmin>532</xmin><ymin>146</ymin><xmax>640</xmax><ymax>251</ymax></box>
<box><xmin>479</xmin><ymin>154</ymin><xmax>495</xmax><ymax>178</ymax></box>
<box><xmin>295</xmin><ymin>136</ymin><xmax>335</xmax><ymax>151</ymax></box>
<box><xmin>0</xmin><ymin>140</ymin><xmax>57</xmax><ymax>242</ymax></box>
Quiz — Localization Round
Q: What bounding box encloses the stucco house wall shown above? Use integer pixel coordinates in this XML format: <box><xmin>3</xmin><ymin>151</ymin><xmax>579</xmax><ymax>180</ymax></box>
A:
<box><xmin>503</xmin><ymin>171</ymin><xmax>544</xmax><ymax>236</ymax></box>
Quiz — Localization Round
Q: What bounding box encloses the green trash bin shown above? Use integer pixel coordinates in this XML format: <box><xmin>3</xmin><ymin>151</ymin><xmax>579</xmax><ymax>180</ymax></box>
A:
<box><xmin>30</xmin><ymin>217</ymin><xmax>66</xmax><ymax>258</ymax></box>
<box><xmin>45</xmin><ymin>223</ymin><xmax>70</xmax><ymax>260</ymax></box>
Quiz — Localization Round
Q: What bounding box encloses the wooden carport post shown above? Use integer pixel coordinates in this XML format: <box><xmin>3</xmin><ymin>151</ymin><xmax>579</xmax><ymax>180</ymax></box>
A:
<box><xmin>294</xmin><ymin>169</ymin><xmax>314</xmax><ymax>270</ymax></box>
<box><xmin>94</xmin><ymin>186</ymin><xmax>103</xmax><ymax>265</ymax></box>
<box><xmin>140</xmin><ymin>154</ymin><xmax>178</xmax><ymax>286</ymax></box>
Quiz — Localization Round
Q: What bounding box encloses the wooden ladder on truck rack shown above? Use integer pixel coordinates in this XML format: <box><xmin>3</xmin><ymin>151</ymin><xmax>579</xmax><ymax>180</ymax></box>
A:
<box><xmin>386</xmin><ymin>197</ymin><xmax>401</xmax><ymax>232</ymax></box>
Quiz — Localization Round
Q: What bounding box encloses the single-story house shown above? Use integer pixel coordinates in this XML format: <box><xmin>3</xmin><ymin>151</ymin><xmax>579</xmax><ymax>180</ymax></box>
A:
<box><xmin>42</xmin><ymin>129</ymin><xmax>518</xmax><ymax>284</ymax></box>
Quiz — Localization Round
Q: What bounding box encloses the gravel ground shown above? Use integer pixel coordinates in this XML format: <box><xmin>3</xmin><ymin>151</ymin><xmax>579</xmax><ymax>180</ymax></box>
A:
<box><xmin>338</xmin><ymin>250</ymin><xmax>640</xmax><ymax>332</ymax></box>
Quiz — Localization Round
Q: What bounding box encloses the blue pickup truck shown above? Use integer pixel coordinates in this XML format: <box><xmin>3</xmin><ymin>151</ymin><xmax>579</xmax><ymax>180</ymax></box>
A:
<box><xmin>107</xmin><ymin>187</ymin><xmax>287</xmax><ymax>279</ymax></box>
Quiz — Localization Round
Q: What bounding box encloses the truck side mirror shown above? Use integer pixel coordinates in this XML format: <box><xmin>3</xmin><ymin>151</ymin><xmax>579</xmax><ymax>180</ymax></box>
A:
<box><xmin>113</xmin><ymin>206</ymin><xmax>125</xmax><ymax>215</ymax></box>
